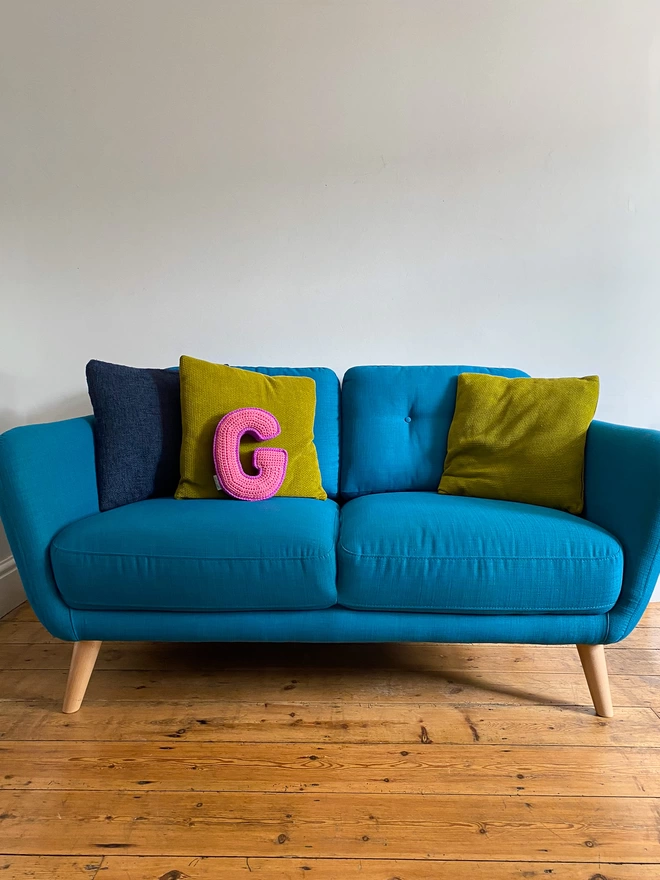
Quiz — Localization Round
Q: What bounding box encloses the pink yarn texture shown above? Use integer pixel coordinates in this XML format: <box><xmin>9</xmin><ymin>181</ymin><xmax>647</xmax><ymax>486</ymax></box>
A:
<box><xmin>213</xmin><ymin>407</ymin><xmax>288</xmax><ymax>501</ymax></box>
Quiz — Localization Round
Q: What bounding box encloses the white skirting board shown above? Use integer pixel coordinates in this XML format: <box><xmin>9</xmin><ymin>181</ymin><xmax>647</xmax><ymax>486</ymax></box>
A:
<box><xmin>0</xmin><ymin>556</ymin><xmax>26</xmax><ymax>618</ymax></box>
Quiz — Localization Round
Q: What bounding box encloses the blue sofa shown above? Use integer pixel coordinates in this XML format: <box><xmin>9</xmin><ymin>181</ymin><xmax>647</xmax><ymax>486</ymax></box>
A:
<box><xmin>2</xmin><ymin>364</ymin><xmax>660</xmax><ymax>717</ymax></box>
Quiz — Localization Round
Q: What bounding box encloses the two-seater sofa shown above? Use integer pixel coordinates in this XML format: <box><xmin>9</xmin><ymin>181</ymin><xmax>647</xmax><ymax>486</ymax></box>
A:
<box><xmin>1</xmin><ymin>364</ymin><xmax>660</xmax><ymax>717</ymax></box>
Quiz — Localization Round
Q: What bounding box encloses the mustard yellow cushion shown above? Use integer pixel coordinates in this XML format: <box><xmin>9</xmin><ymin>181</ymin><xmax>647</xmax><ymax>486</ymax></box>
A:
<box><xmin>438</xmin><ymin>373</ymin><xmax>599</xmax><ymax>514</ymax></box>
<box><xmin>176</xmin><ymin>356</ymin><xmax>327</xmax><ymax>501</ymax></box>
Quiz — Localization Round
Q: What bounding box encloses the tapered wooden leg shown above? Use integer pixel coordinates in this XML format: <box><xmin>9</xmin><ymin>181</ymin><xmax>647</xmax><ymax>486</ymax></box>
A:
<box><xmin>62</xmin><ymin>640</ymin><xmax>102</xmax><ymax>713</ymax></box>
<box><xmin>576</xmin><ymin>643</ymin><xmax>614</xmax><ymax>718</ymax></box>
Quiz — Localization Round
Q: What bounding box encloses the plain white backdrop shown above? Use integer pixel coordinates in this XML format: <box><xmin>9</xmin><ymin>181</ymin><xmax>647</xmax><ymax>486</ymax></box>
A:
<box><xmin>2</xmin><ymin>2</ymin><xmax>660</xmax><ymax>580</ymax></box>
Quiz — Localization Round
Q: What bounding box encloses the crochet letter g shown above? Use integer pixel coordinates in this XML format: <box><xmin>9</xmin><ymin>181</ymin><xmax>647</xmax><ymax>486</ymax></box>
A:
<box><xmin>213</xmin><ymin>407</ymin><xmax>288</xmax><ymax>501</ymax></box>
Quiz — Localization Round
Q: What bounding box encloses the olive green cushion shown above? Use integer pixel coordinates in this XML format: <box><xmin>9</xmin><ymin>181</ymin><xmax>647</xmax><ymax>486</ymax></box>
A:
<box><xmin>438</xmin><ymin>373</ymin><xmax>599</xmax><ymax>515</ymax></box>
<box><xmin>176</xmin><ymin>356</ymin><xmax>326</xmax><ymax>501</ymax></box>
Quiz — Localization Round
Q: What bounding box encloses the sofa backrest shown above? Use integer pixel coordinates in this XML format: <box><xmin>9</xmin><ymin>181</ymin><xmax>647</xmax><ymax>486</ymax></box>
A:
<box><xmin>238</xmin><ymin>366</ymin><xmax>341</xmax><ymax>499</ymax></box>
<box><xmin>341</xmin><ymin>365</ymin><xmax>528</xmax><ymax>498</ymax></box>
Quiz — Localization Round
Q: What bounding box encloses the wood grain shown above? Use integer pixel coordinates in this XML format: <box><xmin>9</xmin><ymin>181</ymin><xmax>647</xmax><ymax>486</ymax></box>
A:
<box><xmin>5</xmin><ymin>666</ymin><xmax>660</xmax><ymax>707</ymax></box>
<box><xmin>1</xmin><ymin>602</ymin><xmax>38</xmax><ymax>622</ymax></box>
<box><xmin>0</xmin><ymin>857</ymin><xmax>103</xmax><ymax>878</ymax></box>
<box><xmin>62</xmin><ymin>640</ymin><xmax>102</xmax><ymax>713</ymax></box>
<box><xmin>634</xmin><ymin>604</ymin><xmax>660</xmax><ymax>626</ymax></box>
<box><xmin>609</xmin><ymin>625</ymin><xmax>660</xmax><ymax>648</ymax></box>
<box><xmin>0</xmin><ymin>641</ymin><xmax>588</xmax><ymax>672</ymax></box>
<box><xmin>91</xmin><ymin>857</ymin><xmax>660</xmax><ymax>880</ymax></box>
<box><xmin>2</xmin><ymin>640</ymin><xmax>660</xmax><ymax>674</ymax></box>
<box><xmin>1</xmin><ymin>857</ymin><xmax>658</xmax><ymax>880</ymax></box>
<box><xmin>0</xmin><ymin>622</ymin><xmax>59</xmax><ymax>644</ymax></box>
<box><xmin>577</xmin><ymin>643</ymin><xmax>614</xmax><ymax>717</ymax></box>
<box><xmin>2</xmin><ymin>700</ymin><xmax>658</xmax><ymax>745</ymax></box>
<box><xmin>1</xmin><ymin>790</ymin><xmax>659</xmax><ymax>860</ymax></box>
<box><xmin>1</xmin><ymin>740</ymin><xmax>658</xmax><ymax>796</ymax></box>
<box><xmin>2</xmin><ymin>601</ymin><xmax>660</xmax><ymax>874</ymax></box>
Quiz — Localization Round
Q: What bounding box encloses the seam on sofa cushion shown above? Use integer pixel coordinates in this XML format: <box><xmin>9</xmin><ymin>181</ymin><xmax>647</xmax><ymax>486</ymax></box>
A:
<box><xmin>66</xmin><ymin>599</ymin><xmax>337</xmax><ymax>613</ymax></box>
<box><xmin>337</xmin><ymin>600</ymin><xmax>617</xmax><ymax>613</ymax></box>
<box><xmin>338</xmin><ymin>544</ymin><xmax>622</xmax><ymax>562</ymax></box>
<box><xmin>51</xmin><ymin>546</ymin><xmax>336</xmax><ymax>563</ymax></box>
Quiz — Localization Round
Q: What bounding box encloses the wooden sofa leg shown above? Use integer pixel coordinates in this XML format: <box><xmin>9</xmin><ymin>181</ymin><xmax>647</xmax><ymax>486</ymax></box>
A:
<box><xmin>576</xmin><ymin>644</ymin><xmax>614</xmax><ymax>718</ymax></box>
<box><xmin>62</xmin><ymin>640</ymin><xmax>102</xmax><ymax>714</ymax></box>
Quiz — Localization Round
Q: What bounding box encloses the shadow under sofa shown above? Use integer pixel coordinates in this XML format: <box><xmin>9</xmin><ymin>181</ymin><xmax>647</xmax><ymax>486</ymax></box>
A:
<box><xmin>1</xmin><ymin>364</ymin><xmax>660</xmax><ymax>718</ymax></box>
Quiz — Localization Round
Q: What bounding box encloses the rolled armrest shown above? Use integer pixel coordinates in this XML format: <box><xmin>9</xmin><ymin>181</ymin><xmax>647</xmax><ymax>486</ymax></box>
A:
<box><xmin>584</xmin><ymin>420</ymin><xmax>660</xmax><ymax>642</ymax></box>
<box><xmin>0</xmin><ymin>417</ymin><xmax>99</xmax><ymax>640</ymax></box>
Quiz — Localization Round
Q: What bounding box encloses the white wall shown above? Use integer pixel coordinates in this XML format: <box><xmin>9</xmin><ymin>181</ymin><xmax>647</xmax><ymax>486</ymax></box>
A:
<box><xmin>1</xmin><ymin>1</ymin><xmax>660</xmax><ymax>585</ymax></box>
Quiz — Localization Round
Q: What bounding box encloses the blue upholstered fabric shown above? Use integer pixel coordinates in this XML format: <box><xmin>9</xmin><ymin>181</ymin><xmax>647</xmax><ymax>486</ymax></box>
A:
<box><xmin>338</xmin><ymin>492</ymin><xmax>623</xmax><ymax>614</ymax></box>
<box><xmin>0</xmin><ymin>417</ymin><xmax>99</xmax><ymax>641</ymax></box>
<box><xmin>86</xmin><ymin>360</ymin><xmax>182</xmax><ymax>511</ymax></box>
<box><xmin>585</xmin><ymin>421</ymin><xmax>660</xmax><ymax>642</ymax></box>
<box><xmin>341</xmin><ymin>365</ymin><xmax>528</xmax><ymax>498</ymax></box>
<box><xmin>51</xmin><ymin>498</ymin><xmax>339</xmax><ymax>612</ymax></box>
<box><xmin>69</xmin><ymin>606</ymin><xmax>609</xmax><ymax>645</ymax></box>
<box><xmin>238</xmin><ymin>366</ymin><xmax>340</xmax><ymax>499</ymax></box>
<box><xmin>3</xmin><ymin>372</ymin><xmax>660</xmax><ymax>650</ymax></box>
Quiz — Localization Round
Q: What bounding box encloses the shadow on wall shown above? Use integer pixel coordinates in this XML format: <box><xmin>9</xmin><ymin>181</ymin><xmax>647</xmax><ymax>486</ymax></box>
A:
<box><xmin>0</xmin><ymin>395</ymin><xmax>91</xmax><ymax>435</ymax></box>
<box><xmin>0</xmin><ymin>369</ymin><xmax>91</xmax><ymax>435</ymax></box>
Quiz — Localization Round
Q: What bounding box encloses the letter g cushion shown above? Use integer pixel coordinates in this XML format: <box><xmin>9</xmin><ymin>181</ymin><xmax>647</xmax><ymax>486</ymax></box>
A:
<box><xmin>176</xmin><ymin>356</ymin><xmax>326</xmax><ymax>500</ymax></box>
<box><xmin>214</xmin><ymin>407</ymin><xmax>288</xmax><ymax>501</ymax></box>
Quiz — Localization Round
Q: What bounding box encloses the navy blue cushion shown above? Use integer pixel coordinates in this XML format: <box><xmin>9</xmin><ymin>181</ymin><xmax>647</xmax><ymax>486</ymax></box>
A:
<box><xmin>86</xmin><ymin>360</ymin><xmax>182</xmax><ymax>512</ymax></box>
<box><xmin>337</xmin><ymin>492</ymin><xmax>623</xmax><ymax>614</ymax></box>
<box><xmin>51</xmin><ymin>497</ymin><xmax>339</xmax><ymax>612</ymax></box>
<box><xmin>87</xmin><ymin>361</ymin><xmax>340</xmax><ymax>510</ymax></box>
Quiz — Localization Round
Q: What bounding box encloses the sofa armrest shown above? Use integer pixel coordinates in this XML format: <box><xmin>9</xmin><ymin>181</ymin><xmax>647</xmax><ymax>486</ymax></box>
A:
<box><xmin>584</xmin><ymin>420</ymin><xmax>660</xmax><ymax>642</ymax></box>
<box><xmin>0</xmin><ymin>417</ymin><xmax>99</xmax><ymax>640</ymax></box>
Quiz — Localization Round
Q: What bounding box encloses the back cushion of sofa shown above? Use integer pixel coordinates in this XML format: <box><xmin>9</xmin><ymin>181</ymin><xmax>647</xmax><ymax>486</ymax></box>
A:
<box><xmin>341</xmin><ymin>365</ymin><xmax>528</xmax><ymax>498</ymax></box>
<box><xmin>238</xmin><ymin>366</ymin><xmax>341</xmax><ymax>499</ymax></box>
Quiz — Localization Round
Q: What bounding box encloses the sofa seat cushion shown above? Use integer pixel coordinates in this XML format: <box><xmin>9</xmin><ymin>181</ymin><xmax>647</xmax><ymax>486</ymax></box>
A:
<box><xmin>51</xmin><ymin>498</ymin><xmax>339</xmax><ymax>612</ymax></box>
<box><xmin>337</xmin><ymin>493</ymin><xmax>623</xmax><ymax>614</ymax></box>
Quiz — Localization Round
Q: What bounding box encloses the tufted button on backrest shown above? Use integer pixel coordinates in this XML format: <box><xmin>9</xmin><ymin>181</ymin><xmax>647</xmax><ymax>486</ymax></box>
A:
<box><xmin>340</xmin><ymin>365</ymin><xmax>528</xmax><ymax>498</ymax></box>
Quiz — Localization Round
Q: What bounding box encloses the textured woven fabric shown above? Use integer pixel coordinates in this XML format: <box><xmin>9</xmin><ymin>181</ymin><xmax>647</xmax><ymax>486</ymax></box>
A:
<box><xmin>237</xmin><ymin>365</ymin><xmax>340</xmax><ymax>499</ymax></box>
<box><xmin>439</xmin><ymin>373</ymin><xmax>599</xmax><ymax>514</ymax></box>
<box><xmin>0</xmin><ymin>417</ymin><xmax>99</xmax><ymax>641</ymax></box>
<box><xmin>69</xmin><ymin>606</ymin><xmax>609</xmax><ymax>646</ymax></box>
<box><xmin>86</xmin><ymin>359</ymin><xmax>182</xmax><ymax>511</ymax></box>
<box><xmin>337</xmin><ymin>492</ymin><xmax>622</xmax><ymax>614</ymax></box>
<box><xmin>176</xmin><ymin>356</ymin><xmax>327</xmax><ymax>500</ymax></box>
<box><xmin>51</xmin><ymin>497</ymin><xmax>339</xmax><ymax>612</ymax></box>
<box><xmin>585</xmin><ymin>420</ymin><xmax>660</xmax><ymax>642</ymax></box>
<box><xmin>3</xmin><ymin>396</ymin><xmax>660</xmax><ymax>650</ymax></box>
<box><xmin>213</xmin><ymin>407</ymin><xmax>288</xmax><ymax>500</ymax></box>
<box><xmin>341</xmin><ymin>365</ymin><xmax>528</xmax><ymax>498</ymax></box>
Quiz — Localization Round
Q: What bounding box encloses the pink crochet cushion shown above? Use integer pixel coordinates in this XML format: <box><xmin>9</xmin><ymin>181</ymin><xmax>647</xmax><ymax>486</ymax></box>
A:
<box><xmin>213</xmin><ymin>407</ymin><xmax>288</xmax><ymax>501</ymax></box>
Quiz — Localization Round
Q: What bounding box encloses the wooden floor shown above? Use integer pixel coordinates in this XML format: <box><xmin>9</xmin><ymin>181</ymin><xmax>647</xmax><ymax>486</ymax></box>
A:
<box><xmin>2</xmin><ymin>605</ymin><xmax>660</xmax><ymax>879</ymax></box>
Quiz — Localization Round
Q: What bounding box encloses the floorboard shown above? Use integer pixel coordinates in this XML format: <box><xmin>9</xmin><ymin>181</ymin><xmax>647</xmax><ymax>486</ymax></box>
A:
<box><xmin>2</xmin><ymin>740</ymin><xmax>658</xmax><ymax>796</ymax></box>
<box><xmin>1</xmin><ymin>856</ymin><xmax>658</xmax><ymax>879</ymax></box>
<box><xmin>4</xmin><ymin>666</ymin><xmax>660</xmax><ymax>707</ymax></box>
<box><xmin>3</xmin><ymin>789</ymin><xmax>660</xmax><ymax>860</ymax></box>
<box><xmin>1</xmin><ymin>601</ymin><xmax>659</xmax><ymax>876</ymax></box>
<box><xmin>2</xmin><ymin>640</ymin><xmax>660</xmax><ymax>674</ymax></box>
<box><xmin>2</xmin><ymin>701</ymin><xmax>658</xmax><ymax>745</ymax></box>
